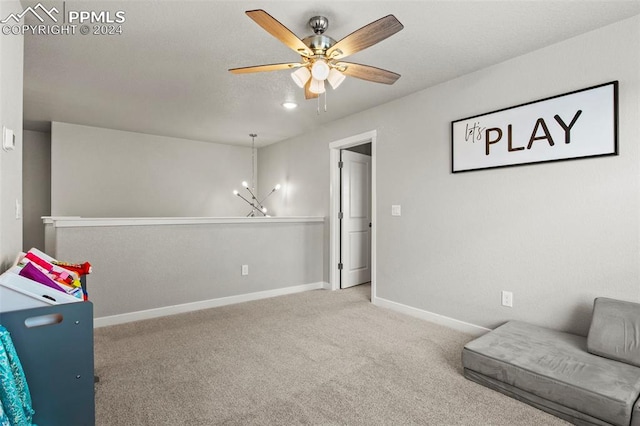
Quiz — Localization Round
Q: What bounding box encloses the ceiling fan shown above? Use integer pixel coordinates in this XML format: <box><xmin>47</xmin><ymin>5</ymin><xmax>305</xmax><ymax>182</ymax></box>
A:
<box><xmin>229</xmin><ymin>9</ymin><xmax>404</xmax><ymax>100</ymax></box>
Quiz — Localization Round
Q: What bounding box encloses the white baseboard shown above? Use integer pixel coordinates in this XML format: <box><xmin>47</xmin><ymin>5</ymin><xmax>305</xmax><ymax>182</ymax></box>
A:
<box><xmin>94</xmin><ymin>282</ymin><xmax>328</xmax><ymax>328</ymax></box>
<box><xmin>373</xmin><ymin>296</ymin><xmax>491</xmax><ymax>337</ymax></box>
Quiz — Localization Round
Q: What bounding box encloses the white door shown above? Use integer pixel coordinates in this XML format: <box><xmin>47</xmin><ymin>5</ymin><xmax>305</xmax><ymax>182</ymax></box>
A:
<box><xmin>340</xmin><ymin>150</ymin><xmax>372</xmax><ymax>288</ymax></box>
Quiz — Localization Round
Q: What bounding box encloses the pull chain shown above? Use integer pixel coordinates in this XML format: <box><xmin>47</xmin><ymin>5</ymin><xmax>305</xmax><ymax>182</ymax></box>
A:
<box><xmin>316</xmin><ymin>89</ymin><xmax>328</xmax><ymax>114</ymax></box>
<box><xmin>324</xmin><ymin>88</ymin><xmax>327</xmax><ymax>112</ymax></box>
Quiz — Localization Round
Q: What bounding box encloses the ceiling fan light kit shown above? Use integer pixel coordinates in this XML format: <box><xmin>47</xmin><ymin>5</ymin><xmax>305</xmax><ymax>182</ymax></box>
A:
<box><xmin>291</xmin><ymin>67</ymin><xmax>311</xmax><ymax>88</ymax></box>
<box><xmin>229</xmin><ymin>9</ymin><xmax>404</xmax><ymax>109</ymax></box>
<box><xmin>311</xmin><ymin>59</ymin><xmax>330</xmax><ymax>80</ymax></box>
<box><xmin>327</xmin><ymin>68</ymin><xmax>346</xmax><ymax>89</ymax></box>
<box><xmin>309</xmin><ymin>78</ymin><xmax>325</xmax><ymax>94</ymax></box>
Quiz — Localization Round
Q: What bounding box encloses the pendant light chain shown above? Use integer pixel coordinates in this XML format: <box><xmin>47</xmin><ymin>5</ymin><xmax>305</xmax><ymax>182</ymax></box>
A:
<box><xmin>250</xmin><ymin>133</ymin><xmax>257</xmax><ymax>191</ymax></box>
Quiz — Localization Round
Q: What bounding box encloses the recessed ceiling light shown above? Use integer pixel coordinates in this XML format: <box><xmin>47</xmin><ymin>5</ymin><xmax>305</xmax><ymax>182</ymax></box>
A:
<box><xmin>282</xmin><ymin>102</ymin><xmax>298</xmax><ymax>109</ymax></box>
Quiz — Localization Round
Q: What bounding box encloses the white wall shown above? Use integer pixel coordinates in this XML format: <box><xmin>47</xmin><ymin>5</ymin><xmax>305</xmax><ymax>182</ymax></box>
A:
<box><xmin>51</xmin><ymin>122</ymin><xmax>253</xmax><ymax>217</ymax></box>
<box><xmin>23</xmin><ymin>130</ymin><xmax>51</xmax><ymax>251</ymax></box>
<box><xmin>259</xmin><ymin>16</ymin><xmax>640</xmax><ymax>336</ymax></box>
<box><xmin>0</xmin><ymin>1</ymin><xmax>24</xmax><ymax>270</ymax></box>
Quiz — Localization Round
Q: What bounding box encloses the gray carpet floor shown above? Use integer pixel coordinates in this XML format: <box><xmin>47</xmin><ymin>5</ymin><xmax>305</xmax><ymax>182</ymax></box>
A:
<box><xmin>94</xmin><ymin>284</ymin><xmax>569</xmax><ymax>425</ymax></box>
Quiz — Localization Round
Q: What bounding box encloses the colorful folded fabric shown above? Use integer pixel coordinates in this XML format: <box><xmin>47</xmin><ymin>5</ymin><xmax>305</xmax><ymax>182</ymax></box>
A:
<box><xmin>18</xmin><ymin>263</ymin><xmax>66</xmax><ymax>294</ymax></box>
<box><xmin>0</xmin><ymin>326</ymin><xmax>35</xmax><ymax>426</ymax></box>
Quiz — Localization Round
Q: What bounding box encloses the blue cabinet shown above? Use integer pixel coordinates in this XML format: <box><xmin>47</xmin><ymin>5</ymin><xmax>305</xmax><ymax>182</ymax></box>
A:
<box><xmin>0</xmin><ymin>301</ymin><xmax>95</xmax><ymax>425</ymax></box>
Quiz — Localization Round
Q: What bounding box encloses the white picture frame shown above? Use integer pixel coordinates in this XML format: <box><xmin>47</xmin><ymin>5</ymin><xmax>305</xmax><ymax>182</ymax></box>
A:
<box><xmin>451</xmin><ymin>81</ymin><xmax>618</xmax><ymax>173</ymax></box>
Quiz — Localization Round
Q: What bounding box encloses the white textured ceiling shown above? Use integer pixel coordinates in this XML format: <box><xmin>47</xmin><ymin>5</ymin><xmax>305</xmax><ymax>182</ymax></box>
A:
<box><xmin>22</xmin><ymin>0</ymin><xmax>640</xmax><ymax>147</ymax></box>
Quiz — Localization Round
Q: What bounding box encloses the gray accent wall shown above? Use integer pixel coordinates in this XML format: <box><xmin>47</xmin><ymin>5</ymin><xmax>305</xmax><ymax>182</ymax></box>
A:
<box><xmin>23</xmin><ymin>130</ymin><xmax>51</xmax><ymax>251</ymax></box>
<box><xmin>52</xmin><ymin>221</ymin><xmax>324</xmax><ymax>318</ymax></box>
<box><xmin>51</xmin><ymin>122</ymin><xmax>254</xmax><ymax>217</ymax></box>
<box><xmin>258</xmin><ymin>16</ymin><xmax>640</xmax><ymax>336</ymax></box>
<box><xmin>0</xmin><ymin>1</ymin><xmax>24</xmax><ymax>271</ymax></box>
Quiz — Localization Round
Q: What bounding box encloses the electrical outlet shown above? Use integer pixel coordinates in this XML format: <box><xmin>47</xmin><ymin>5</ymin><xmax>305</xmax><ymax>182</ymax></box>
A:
<box><xmin>241</xmin><ymin>265</ymin><xmax>249</xmax><ymax>276</ymax></box>
<box><xmin>15</xmin><ymin>199</ymin><xmax>21</xmax><ymax>220</ymax></box>
<box><xmin>501</xmin><ymin>291</ymin><xmax>513</xmax><ymax>307</ymax></box>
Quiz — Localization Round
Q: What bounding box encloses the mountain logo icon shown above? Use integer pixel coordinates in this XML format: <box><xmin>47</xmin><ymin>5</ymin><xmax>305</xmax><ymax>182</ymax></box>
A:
<box><xmin>1</xmin><ymin>3</ymin><xmax>59</xmax><ymax>24</ymax></box>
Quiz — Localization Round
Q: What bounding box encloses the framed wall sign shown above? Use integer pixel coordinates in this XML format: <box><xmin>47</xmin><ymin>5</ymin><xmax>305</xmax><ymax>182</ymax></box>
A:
<box><xmin>451</xmin><ymin>81</ymin><xmax>618</xmax><ymax>173</ymax></box>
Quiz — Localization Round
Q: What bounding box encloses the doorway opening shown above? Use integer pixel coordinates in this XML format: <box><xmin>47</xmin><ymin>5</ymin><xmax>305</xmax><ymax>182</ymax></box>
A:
<box><xmin>329</xmin><ymin>130</ymin><xmax>376</xmax><ymax>300</ymax></box>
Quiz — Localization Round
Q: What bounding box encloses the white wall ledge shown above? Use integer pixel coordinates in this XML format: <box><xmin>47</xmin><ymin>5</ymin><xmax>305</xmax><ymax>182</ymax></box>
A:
<box><xmin>42</xmin><ymin>216</ymin><xmax>325</xmax><ymax>228</ymax></box>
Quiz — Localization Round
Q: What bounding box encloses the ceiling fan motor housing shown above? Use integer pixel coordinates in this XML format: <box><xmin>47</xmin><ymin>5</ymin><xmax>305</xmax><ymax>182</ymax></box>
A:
<box><xmin>303</xmin><ymin>16</ymin><xmax>336</xmax><ymax>55</ymax></box>
<box><xmin>302</xmin><ymin>34</ymin><xmax>336</xmax><ymax>55</ymax></box>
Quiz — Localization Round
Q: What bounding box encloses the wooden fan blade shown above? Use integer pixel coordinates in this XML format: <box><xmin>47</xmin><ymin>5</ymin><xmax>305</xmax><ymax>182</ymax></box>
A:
<box><xmin>304</xmin><ymin>79</ymin><xmax>319</xmax><ymax>99</ymax></box>
<box><xmin>337</xmin><ymin>62</ymin><xmax>401</xmax><ymax>85</ymax></box>
<box><xmin>327</xmin><ymin>15</ymin><xmax>403</xmax><ymax>60</ymax></box>
<box><xmin>246</xmin><ymin>10</ymin><xmax>312</xmax><ymax>57</ymax></box>
<box><xmin>229</xmin><ymin>62</ymin><xmax>302</xmax><ymax>74</ymax></box>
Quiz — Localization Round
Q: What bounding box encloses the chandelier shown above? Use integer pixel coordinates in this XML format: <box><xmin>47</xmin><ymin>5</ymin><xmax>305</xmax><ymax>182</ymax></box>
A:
<box><xmin>233</xmin><ymin>134</ymin><xmax>281</xmax><ymax>217</ymax></box>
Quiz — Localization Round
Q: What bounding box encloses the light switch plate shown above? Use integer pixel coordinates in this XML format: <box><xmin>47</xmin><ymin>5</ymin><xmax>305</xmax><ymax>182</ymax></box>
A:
<box><xmin>2</xmin><ymin>126</ymin><xmax>15</xmax><ymax>151</ymax></box>
<box><xmin>391</xmin><ymin>205</ymin><xmax>401</xmax><ymax>216</ymax></box>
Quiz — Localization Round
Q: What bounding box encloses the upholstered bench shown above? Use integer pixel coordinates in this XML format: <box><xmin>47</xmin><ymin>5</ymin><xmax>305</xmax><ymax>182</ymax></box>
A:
<box><xmin>462</xmin><ymin>298</ymin><xmax>640</xmax><ymax>426</ymax></box>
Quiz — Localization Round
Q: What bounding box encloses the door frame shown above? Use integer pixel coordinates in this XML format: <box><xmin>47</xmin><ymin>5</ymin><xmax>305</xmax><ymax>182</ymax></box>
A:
<box><xmin>329</xmin><ymin>130</ymin><xmax>377</xmax><ymax>298</ymax></box>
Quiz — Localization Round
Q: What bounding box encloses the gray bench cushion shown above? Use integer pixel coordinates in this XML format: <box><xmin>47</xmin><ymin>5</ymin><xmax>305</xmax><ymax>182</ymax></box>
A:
<box><xmin>463</xmin><ymin>321</ymin><xmax>640</xmax><ymax>426</ymax></box>
<box><xmin>588</xmin><ymin>297</ymin><xmax>640</xmax><ymax>368</ymax></box>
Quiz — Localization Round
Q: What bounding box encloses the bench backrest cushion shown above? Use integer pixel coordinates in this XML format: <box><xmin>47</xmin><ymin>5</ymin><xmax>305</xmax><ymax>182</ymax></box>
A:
<box><xmin>587</xmin><ymin>297</ymin><xmax>640</xmax><ymax>367</ymax></box>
